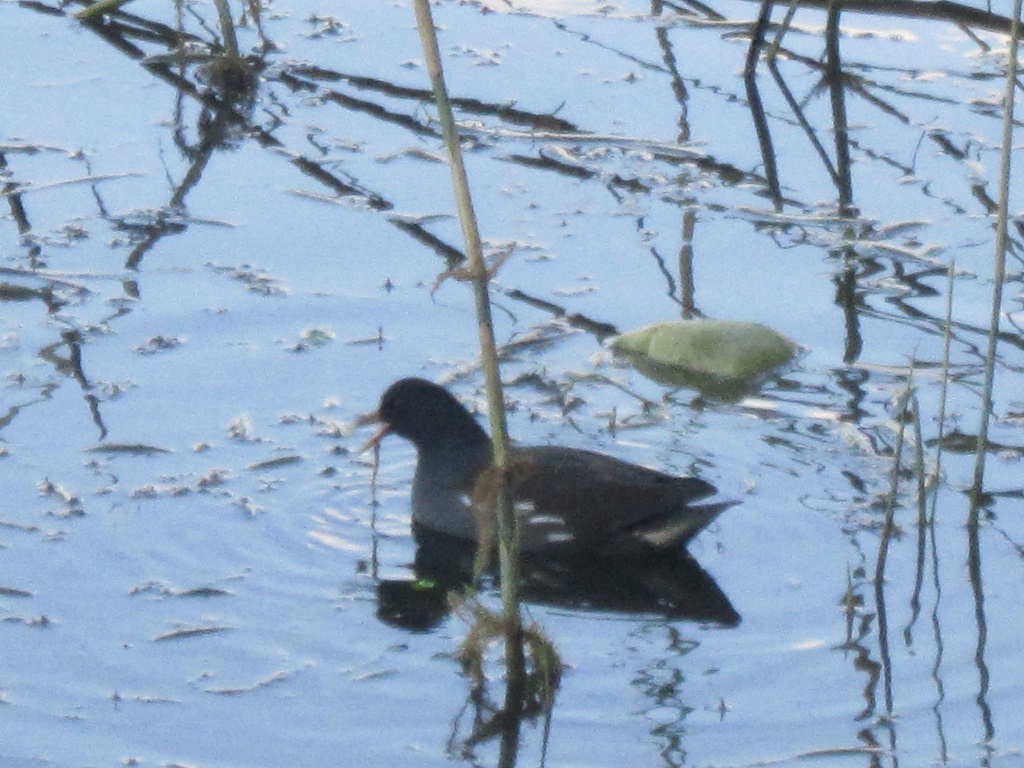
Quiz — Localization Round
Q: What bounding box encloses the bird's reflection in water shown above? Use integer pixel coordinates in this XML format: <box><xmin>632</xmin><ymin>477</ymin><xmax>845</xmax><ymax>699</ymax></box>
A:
<box><xmin>373</xmin><ymin>532</ymin><xmax>739</xmax><ymax>765</ymax></box>
<box><xmin>375</xmin><ymin>530</ymin><xmax>740</xmax><ymax>631</ymax></box>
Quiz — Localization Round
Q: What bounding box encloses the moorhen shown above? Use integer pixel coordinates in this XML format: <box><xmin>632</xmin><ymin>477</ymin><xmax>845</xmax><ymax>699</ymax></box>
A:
<box><xmin>356</xmin><ymin>377</ymin><xmax>732</xmax><ymax>557</ymax></box>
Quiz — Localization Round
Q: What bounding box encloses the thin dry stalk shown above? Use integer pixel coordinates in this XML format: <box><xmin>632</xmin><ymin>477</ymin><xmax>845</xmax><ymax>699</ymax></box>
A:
<box><xmin>411</xmin><ymin>0</ymin><xmax>525</xmax><ymax>670</ymax></box>
<box><xmin>910</xmin><ymin>391</ymin><xmax>927</xmax><ymax>525</ymax></box>
<box><xmin>929</xmin><ymin>261</ymin><xmax>955</xmax><ymax>524</ymax></box>
<box><xmin>971</xmin><ymin>1</ymin><xmax>1020</xmax><ymax>515</ymax></box>
<box><xmin>212</xmin><ymin>0</ymin><xmax>240</xmax><ymax>58</ymax></box>
<box><xmin>74</xmin><ymin>0</ymin><xmax>133</xmax><ymax>19</ymax></box>
<box><xmin>876</xmin><ymin>367</ymin><xmax>914</xmax><ymax>587</ymax></box>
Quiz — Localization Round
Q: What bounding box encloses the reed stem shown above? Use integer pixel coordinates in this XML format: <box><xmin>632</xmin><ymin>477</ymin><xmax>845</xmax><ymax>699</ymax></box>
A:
<box><xmin>412</xmin><ymin>0</ymin><xmax>523</xmax><ymax>666</ymax></box>
<box><xmin>970</xmin><ymin>0</ymin><xmax>1020</xmax><ymax>515</ymax></box>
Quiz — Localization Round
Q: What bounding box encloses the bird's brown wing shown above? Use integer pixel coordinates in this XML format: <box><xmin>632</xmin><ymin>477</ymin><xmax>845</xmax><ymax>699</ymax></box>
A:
<box><xmin>508</xmin><ymin>446</ymin><xmax>717</xmax><ymax>552</ymax></box>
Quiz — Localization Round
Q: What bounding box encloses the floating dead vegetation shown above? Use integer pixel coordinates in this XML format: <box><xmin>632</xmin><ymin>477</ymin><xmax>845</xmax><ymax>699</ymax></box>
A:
<box><xmin>1</xmin><ymin>171</ymin><xmax>143</xmax><ymax>197</ymax></box>
<box><xmin>206</xmin><ymin>262</ymin><xmax>288</xmax><ymax>296</ymax></box>
<box><xmin>133</xmin><ymin>335</ymin><xmax>185</xmax><ymax>355</ymax></box>
<box><xmin>37</xmin><ymin>478</ymin><xmax>85</xmax><ymax>517</ymax></box>
<box><xmin>225</xmin><ymin>415</ymin><xmax>262</xmax><ymax>442</ymax></box>
<box><xmin>2</xmin><ymin>614</ymin><xmax>52</xmax><ymax>628</ymax></box>
<box><xmin>196</xmin><ymin>468</ymin><xmax>230</xmax><ymax>488</ymax></box>
<box><xmin>0</xmin><ymin>282</ymin><xmax>55</xmax><ymax>302</ymax></box>
<box><xmin>152</xmin><ymin>624</ymin><xmax>235</xmax><ymax>642</ymax></box>
<box><xmin>246</xmin><ymin>454</ymin><xmax>303</xmax><ymax>471</ymax></box>
<box><xmin>86</xmin><ymin>443</ymin><xmax>171</xmax><ymax>456</ymax></box>
<box><xmin>344</xmin><ymin>327</ymin><xmax>387</xmax><ymax>348</ymax></box>
<box><xmin>0</xmin><ymin>586</ymin><xmax>33</xmax><ymax>598</ymax></box>
<box><xmin>205</xmin><ymin>670</ymin><xmax>293</xmax><ymax>696</ymax></box>
<box><xmin>130</xmin><ymin>468</ymin><xmax>230</xmax><ymax>498</ymax></box>
<box><xmin>231</xmin><ymin>496</ymin><xmax>264</xmax><ymax>516</ymax></box>
<box><xmin>130</xmin><ymin>580</ymin><xmax>232</xmax><ymax>599</ymax></box>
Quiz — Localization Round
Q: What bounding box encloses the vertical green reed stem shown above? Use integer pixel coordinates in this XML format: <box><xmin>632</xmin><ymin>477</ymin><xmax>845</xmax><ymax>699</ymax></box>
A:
<box><xmin>412</xmin><ymin>0</ymin><xmax>523</xmax><ymax>658</ymax></box>
<box><xmin>971</xmin><ymin>1</ymin><xmax>1020</xmax><ymax>516</ymax></box>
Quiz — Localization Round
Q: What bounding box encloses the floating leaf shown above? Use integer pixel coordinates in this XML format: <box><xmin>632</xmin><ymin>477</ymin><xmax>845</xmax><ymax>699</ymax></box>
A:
<box><xmin>610</xmin><ymin>320</ymin><xmax>799</xmax><ymax>383</ymax></box>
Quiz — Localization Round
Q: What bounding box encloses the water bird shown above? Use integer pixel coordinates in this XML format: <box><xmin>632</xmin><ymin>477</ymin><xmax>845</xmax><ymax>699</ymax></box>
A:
<box><xmin>356</xmin><ymin>377</ymin><xmax>732</xmax><ymax>557</ymax></box>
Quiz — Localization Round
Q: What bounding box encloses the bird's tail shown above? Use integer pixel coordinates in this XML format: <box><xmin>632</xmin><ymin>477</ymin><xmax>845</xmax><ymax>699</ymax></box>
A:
<box><xmin>635</xmin><ymin>498</ymin><xmax>736</xmax><ymax>549</ymax></box>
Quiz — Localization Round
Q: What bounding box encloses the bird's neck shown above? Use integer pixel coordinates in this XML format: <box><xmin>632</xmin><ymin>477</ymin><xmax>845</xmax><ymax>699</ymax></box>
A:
<box><xmin>417</xmin><ymin>429</ymin><xmax>492</xmax><ymax>491</ymax></box>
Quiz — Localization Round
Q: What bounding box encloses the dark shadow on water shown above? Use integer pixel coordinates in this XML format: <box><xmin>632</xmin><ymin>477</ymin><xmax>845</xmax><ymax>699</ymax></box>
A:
<box><xmin>375</xmin><ymin>531</ymin><xmax>740</xmax><ymax>631</ymax></box>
